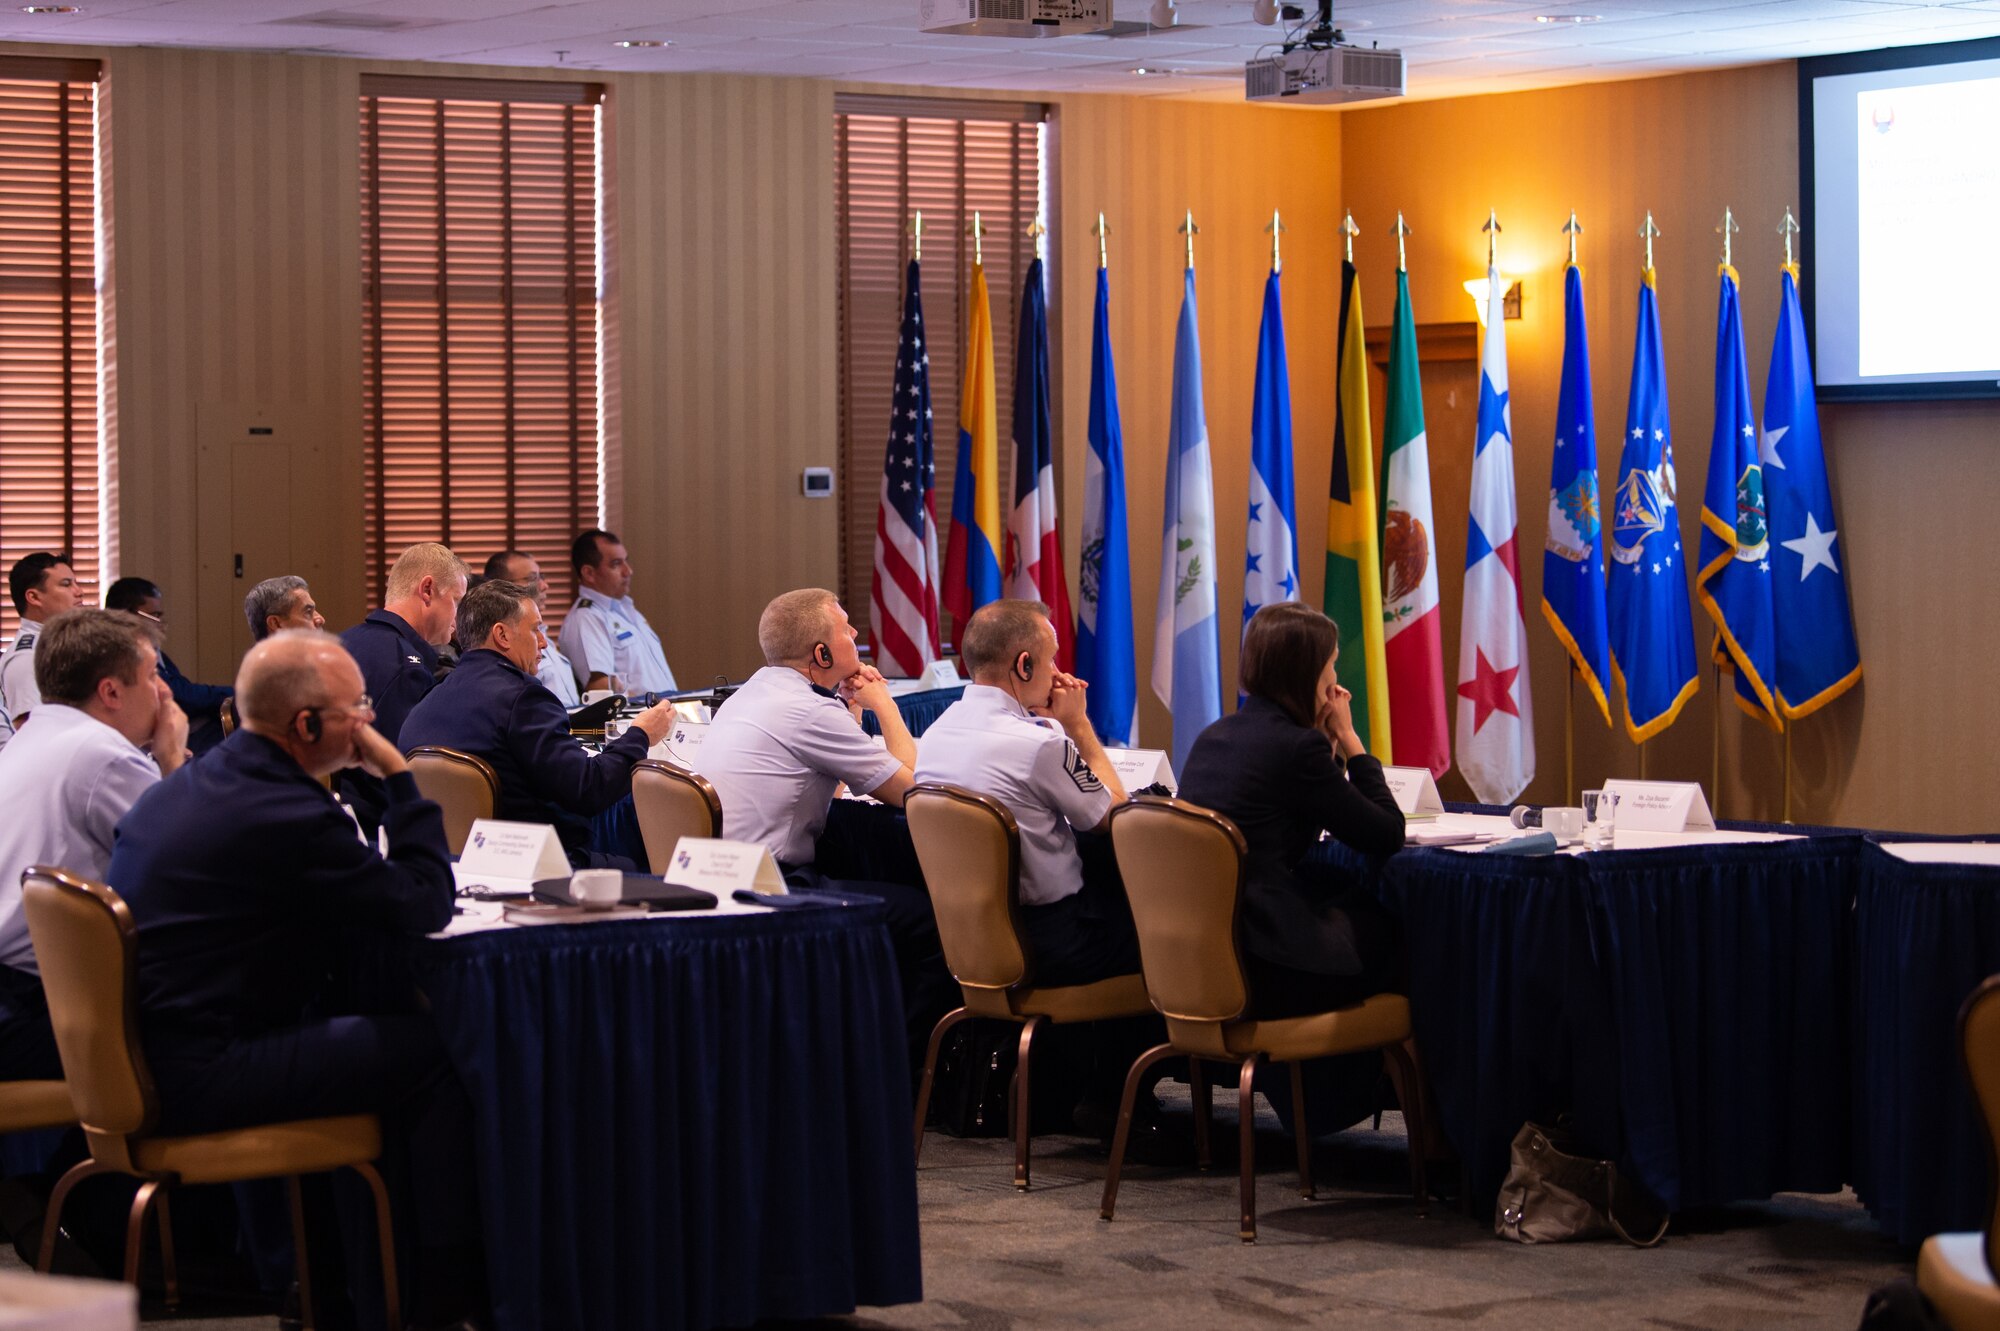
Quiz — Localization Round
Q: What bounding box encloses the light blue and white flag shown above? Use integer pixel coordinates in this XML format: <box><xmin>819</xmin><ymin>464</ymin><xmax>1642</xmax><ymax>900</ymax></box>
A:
<box><xmin>1075</xmin><ymin>265</ymin><xmax>1137</xmax><ymax>746</ymax></box>
<box><xmin>1243</xmin><ymin>267</ymin><xmax>1300</xmax><ymax>643</ymax></box>
<box><xmin>1152</xmin><ymin>267</ymin><xmax>1222</xmax><ymax>774</ymax></box>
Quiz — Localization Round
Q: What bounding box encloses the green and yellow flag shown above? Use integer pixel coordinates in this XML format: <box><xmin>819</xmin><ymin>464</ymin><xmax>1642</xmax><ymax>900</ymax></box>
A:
<box><xmin>1322</xmin><ymin>260</ymin><xmax>1391</xmax><ymax>755</ymax></box>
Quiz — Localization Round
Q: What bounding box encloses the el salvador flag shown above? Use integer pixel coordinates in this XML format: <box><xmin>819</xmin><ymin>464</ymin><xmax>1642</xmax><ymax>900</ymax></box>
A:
<box><xmin>1243</xmin><ymin>267</ymin><xmax>1300</xmax><ymax>641</ymax></box>
<box><xmin>1152</xmin><ymin>267</ymin><xmax>1221</xmax><ymax>774</ymax></box>
<box><xmin>1075</xmin><ymin>266</ymin><xmax>1138</xmax><ymax>746</ymax></box>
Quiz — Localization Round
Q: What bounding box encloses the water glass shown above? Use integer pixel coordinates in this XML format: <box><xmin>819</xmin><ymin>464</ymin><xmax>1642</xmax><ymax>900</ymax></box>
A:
<box><xmin>1581</xmin><ymin>789</ymin><xmax>1619</xmax><ymax>850</ymax></box>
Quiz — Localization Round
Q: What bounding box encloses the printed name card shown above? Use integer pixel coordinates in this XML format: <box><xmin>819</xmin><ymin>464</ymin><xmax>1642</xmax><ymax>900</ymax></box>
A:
<box><xmin>1380</xmin><ymin>766</ymin><xmax>1445</xmax><ymax>819</ymax></box>
<box><xmin>662</xmin><ymin>836</ymin><xmax>787</xmax><ymax>896</ymax></box>
<box><xmin>457</xmin><ymin>819</ymin><xmax>571</xmax><ymax>881</ymax></box>
<box><xmin>651</xmin><ymin>720</ymin><xmax>710</xmax><ymax>769</ymax></box>
<box><xmin>1103</xmin><ymin>747</ymin><xmax>1177</xmax><ymax>794</ymax></box>
<box><xmin>670</xmin><ymin>700</ymin><xmax>712</xmax><ymax>724</ymax></box>
<box><xmin>1601</xmin><ymin>779</ymin><xmax>1716</xmax><ymax>833</ymax></box>
<box><xmin>917</xmin><ymin>657</ymin><xmax>962</xmax><ymax>690</ymax></box>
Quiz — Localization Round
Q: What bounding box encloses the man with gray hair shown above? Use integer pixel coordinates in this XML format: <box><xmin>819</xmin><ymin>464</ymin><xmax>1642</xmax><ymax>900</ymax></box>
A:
<box><xmin>482</xmin><ymin>550</ymin><xmax>578</xmax><ymax>707</ymax></box>
<box><xmin>243</xmin><ymin>575</ymin><xmax>325</xmax><ymax>642</ymax></box>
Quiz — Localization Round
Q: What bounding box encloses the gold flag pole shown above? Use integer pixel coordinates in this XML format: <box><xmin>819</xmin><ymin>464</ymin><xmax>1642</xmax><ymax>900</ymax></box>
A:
<box><xmin>1178</xmin><ymin>208</ymin><xmax>1199</xmax><ymax>270</ymax></box>
<box><xmin>1483</xmin><ymin>207</ymin><xmax>1501</xmax><ymax>270</ymax></box>
<box><xmin>1342</xmin><ymin>211</ymin><xmax>1359</xmax><ymax>264</ymax></box>
<box><xmin>1780</xmin><ymin>204</ymin><xmax>1802</xmax><ymax>823</ymax></box>
<box><xmin>1266</xmin><ymin>209</ymin><xmax>1285</xmax><ymax>273</ymax></box>
<box><xmin>1027</xmin><ymin>218</ymin><xmax>1046</xmax><ymax>263</ymax></box>
<box><xmin>1392</xmin><ymin>212</ymin><xmax>1410</xmax><ymax>273</ymax></box>
<box><xmin>1634</xmin><ymin>209</ymin><xmax>1660</xmax><ymax>784</ymax></box>
<box><xmin>1093</xmin><ymin>212</ymin><xmax>1109</xmax><ymax>271</ymax></box>
<box><xmin>1784</xmin><ymin>722</ymin><xmax>1794</xmax><ymax>823</ymax></box>
<box><xmin>969</xmin><ymin>209</ymin><xmax>985</xmax><ymax>266</ymax></box>
<box><xmin>1560</xmin><ymin>211</ymin><xmax>1581</xmax><ymax>801</ymax></box>
<box><xmin>1710</xmin><ymin>207</ymin><xmax>1739</xmax><ymax>818</ymax></box>
<box><xmin>1563</xmin><ymin>209</ymin><xmax>1582</xmax><ymax>266</ymax></box>
<box><xmin>911</xmin><ymin>211</ymin><xmax>924</xmax><ymax>263</ymax></box>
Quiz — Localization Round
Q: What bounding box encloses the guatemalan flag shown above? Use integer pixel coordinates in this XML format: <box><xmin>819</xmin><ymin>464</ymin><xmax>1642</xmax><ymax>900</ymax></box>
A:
<box><xmin>868</xmin><ymin>258</ymin><xmax>941</xmax><ymax>676</ymax></box>
<box><xmin>1762</xmin><ymin>266</ymin><xmax>1861</xmax><ymax>716</ymax></box>
<box><xmin>1696</xmin><ymin>264</ymin><xmax>1781</xmax><ymax>728</ymax></box>
<box><xmin>1608</xmin><ymin>268</ymin><xmax>1699</xmax><ymax>742</ymax></box>
<box><xmin>1542</xmin><ymin>262</ymin><xmax>1611</xmax><ymax>728</ymax></box>
<box><xmin>1243</xmin><ymin>266</ymin><xmax>1300</xmax><ymax>642</ymax></box>
<box><xmin>1453</xmin><ymin>269</ymin><xmax>1534</xmax><ymax>805</ymax></box>
<box><xmin>1152</xmin><ymin>267</ymin><xmax>1221</xmax><ymax>775</ymax></box>
<box><xmin>1006</xmin><ymin>257</ymin><xmax>1074</xmax><ymax>669</ymax></box>
<box><xmin>943</xmin><ymin>262</ymin><xmax>1003</xmax><ymax>627</ymax></box>
<box><xmin>1074</xmin><ymin>265</ymin><xmax>1137</xmax><ymax>746</ymax></box>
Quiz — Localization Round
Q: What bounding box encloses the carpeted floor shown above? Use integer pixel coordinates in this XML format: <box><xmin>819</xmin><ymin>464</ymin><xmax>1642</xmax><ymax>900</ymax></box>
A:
<box><xmin>0</xmin><ymin>1095</ymin><xmax>1914</xmax><ymax>1329</ymax></box>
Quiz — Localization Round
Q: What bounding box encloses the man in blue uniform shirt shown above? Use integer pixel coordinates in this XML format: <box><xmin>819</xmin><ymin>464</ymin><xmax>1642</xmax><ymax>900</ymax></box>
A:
<box><xmin>402</xmin><ymin>579</ymin><xmax>679</xmax><ymax>867</ymax></box>
<box><xmin>0</xmin><ymin>552</ymin><xmax>82</xmax><ymax>748</ymax></box>
<box><xmin>108</xmin><ymin>629</ymin><xmax>481</xmax><ymax>1325</ymax></box>
<box><xmin>103</xmin><ymin>577</ymin><xmax>231</xmax><ymax>753</ymax></box>
<box><xmin>558</xmin><ymin>529</ymin><xmax>676</xmax><ymax>696</ymax></box>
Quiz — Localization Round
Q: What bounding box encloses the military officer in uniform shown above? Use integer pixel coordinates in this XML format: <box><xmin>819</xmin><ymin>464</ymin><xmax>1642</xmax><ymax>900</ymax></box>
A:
<box><xmin>0</xmin><ymin>553</ymin><xmax>83</xmax><ymax>745</ymax></box>
<box><xmin>481</xmin><ymin>550</ymin><xmax>579</xmax><ymax>707</ymax></box>
<box><xmin>559</xmin><ymin>529</ymin><xmax>676</xmax><ymax>697</ymax></box>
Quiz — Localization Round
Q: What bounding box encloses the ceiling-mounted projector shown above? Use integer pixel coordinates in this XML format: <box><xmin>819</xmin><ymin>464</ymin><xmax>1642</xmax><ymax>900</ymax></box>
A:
<box><xmin>1245</xmin><ymin>43</ymin><xmax>1404</xmax><ymax>103</ymax></box>
<box><xmin>918</xmin><ymin>0</ymin><xmax>1112</xmax><ymax>37</ymax></box>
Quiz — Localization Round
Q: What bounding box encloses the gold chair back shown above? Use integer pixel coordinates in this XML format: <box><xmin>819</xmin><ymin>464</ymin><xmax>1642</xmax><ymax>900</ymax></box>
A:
<box><xmin>218</xmin><ymin>696</ymin><xmax>236</xmax><ymax>737</ymax></box>
<box><xmin>906</xmin><ymin>784</ymin><xmax>1028</xmax><ymax>1015</ymax></box>
<box><xmin>630</xmin><ymin>760</ymin><xmax>722</xmax><ymax>868</ymax></box>
<box><xmin>404</xmin><ymin>746</ymin><xmax>500</xmax><ymax>853</ymax></box>
<box><xmin>1962</xmin><ymin>975</ymin><xmax>2000</xmax><ymax>1279</ymax></box>
<box><xmin>20</xmin><ymin>868</ymin><xmax>153</xmax><ymax>1162</ymax></box>
<box><xmin>1110</xmin><ymin>796</ymin><xmax>1251</xmax><ymax>1051</ymax></box>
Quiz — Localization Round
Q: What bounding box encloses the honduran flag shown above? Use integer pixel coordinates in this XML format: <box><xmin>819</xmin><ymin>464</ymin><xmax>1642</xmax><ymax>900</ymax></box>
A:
<box><xmin>1243</xmin><ymin>266</ymin><xmax>1300</xmax><ymax>637</ymax></box>
<box><xmin>944</xmin><ymin>262</ymin><xmax>1003</xmax><ymax>627</ymax></box>
<box><xmin>1006</xmin><ymin>257</ymin><xmax>1073</xmax><ymax>668</ymax></box>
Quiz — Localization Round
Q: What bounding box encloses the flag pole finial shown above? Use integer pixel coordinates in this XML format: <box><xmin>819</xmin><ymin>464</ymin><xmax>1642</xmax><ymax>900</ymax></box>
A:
<box><xmin>1778</xmin><ymin>206</ymin><xmax>1800</xmax><ymax>274</ymax></box>
<box><xmin>1266</xmin><ymin>209</ymin><xmax>1286</xmax><ymax>273</ymax></box>
<box><xmin>1483</xmin><ymin>208</ymin><xmax>1501</xmax><ymax>270</ymax></box>
<box><xmin>1716</xmin><ymin>206</ymin><xmax>1739</xmax><ymax>268</ymax></box>
<box><xmin>1562</xmin><ymin>210</ymin><xmax>1582</xmax><ymax>266</ymax></box>
<box><xmin>1638</xmin><ymin>211</ymin><xmax>1661</xmax><ymax>272</ymax></box>
<box><xmin>1093</xmin><ymin>212</ymin><xmax>1109</xmax><ymax>271</ymax></box>
<box><xmin>910</xmin><ymin>210</ymin><xmax>924</xmax><ymax>263</ymax></box>
<box><xmin>969</xmin><ymin>210</ymin><xmax>986</xmax><ymax>267</ymax></box>
<box><xmin>1178</xmin><ymin>208</ymin><xmax>1199</xmax><ymax>270</ymax></box>
<box><xmin>1341</xmin><ymin>211</ymin><xmax>1359</xmax><ymax>265</ymax></box>
<box><xmin>1027</xmin><ymin>218</ymin><xmax>1047</xmax><ymax>263</ymax></box>
<box><xmin>1391</xmin><ymin>212</ymin><xmax>1411</xmax><ymax>273</ymax></box>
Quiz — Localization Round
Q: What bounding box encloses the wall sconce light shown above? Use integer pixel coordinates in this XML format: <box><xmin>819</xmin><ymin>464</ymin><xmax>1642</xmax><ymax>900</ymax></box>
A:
<box><xmin>1464</xmin><ymin>276</ymin><xmax>1524</xmax><ymax>325</ymax></box>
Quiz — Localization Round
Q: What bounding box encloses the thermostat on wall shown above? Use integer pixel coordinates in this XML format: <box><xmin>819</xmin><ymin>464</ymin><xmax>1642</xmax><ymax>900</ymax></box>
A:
<box><xmin>802</xmin><ymin>467</ymin><xmax>834</xmax><ymax>498</ymax></box>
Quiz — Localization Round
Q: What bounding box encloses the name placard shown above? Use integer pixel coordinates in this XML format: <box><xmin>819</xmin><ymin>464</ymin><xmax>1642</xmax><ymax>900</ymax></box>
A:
<box><xmin>1103</xmin><ymin>747</ymin><xmax>1177</xmax><ymax>794</ymax></box>
<box><xmin>917</xmin><ymin>657</ymin><xmax>962</xmax><ymax>690</ymax></box>
<box><xmin>457</xmin><ymin>819</ymin><xmax>570</xmax><ymax>881</ymax></box>
<box><xmin>1380</xmin><ymin>766</ymin><xmax>1445</xmax><ymax>819</ymax></box>
<box><xmin>670</xmin><ymin>700</ymin><xmax>712</xmax><ymax>724</ymax></box>
<box><xmin>662</xmin><ymin>836</ymin><xmax>787</xmax><ymax>896</ymax></box>
<box><xmin>1602</xmin><ymin>779</ymin><xmax>1716</xmax><ymax>833</ymax></box>
<box><xmin>651</xmin><ymin>720</ymin><xmax>710</xmax><ymax>769</ymax></box>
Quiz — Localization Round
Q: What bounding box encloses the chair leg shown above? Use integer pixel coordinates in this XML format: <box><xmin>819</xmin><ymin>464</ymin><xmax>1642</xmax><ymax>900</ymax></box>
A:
<box><xmin>1189</xmin><ymin>1057</ymin><xmax>1212</xmax><ymax>1171</ymax></box>
<box><xmin>1288</xmin><ymin>1061</ymin><xmax>1315</xmax><ymax>1200</ymax></box>
<box><xmin>1239</xmin><ymin>1054</ymin><xmax>1262</xmax><ymax>1243</ymax></box>
<box><xmin>37</xmin><ymin>1158</ymin><xmax>113</xmax><ymax>1274</ymax></box>
<box><xmin>1384</xmin><ymin>1041</ymin><xmax>1430</xmax><ymax>1218</ymax></box>
<box><xmin>1014</xmin><ymin>1016</ymin><xmax>1043</xmax><ymax>1190</ymax></box>
<box><xmin>913</xmin><ymin>1006</ymin><xmax>971</xmax><ymax>1163</ymax></box>
<box><xmin>121</xmin><ymin>1179</ymin><xmax>159</xmax><ymax>1290</ymax></box>
<box><xmin>286</xmin><ymin>1176</ymin><xmax>317</xmax><ymax>1331</ymax></box>
<box><xmin>155</xmin><ymin>1187</ymin><xmax>180</xmax><ymax>1309</ymax></box>
<box><xmin>350</xmin><ymin>1161</ymin><xmax>404</xmax><ymax>1331</ymax></box>
<box><xmin>1099</xmin><ymin>1042</ymin><xmax>1176</xmax><ymax>1221</ymax></box>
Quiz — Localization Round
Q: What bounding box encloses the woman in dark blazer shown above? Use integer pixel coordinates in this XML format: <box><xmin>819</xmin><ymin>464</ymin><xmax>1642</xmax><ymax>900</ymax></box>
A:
<box><xmin>1178</xmin><ymin>601</ymin><xmax>1405</xmax><ymax>1020</ymax></box>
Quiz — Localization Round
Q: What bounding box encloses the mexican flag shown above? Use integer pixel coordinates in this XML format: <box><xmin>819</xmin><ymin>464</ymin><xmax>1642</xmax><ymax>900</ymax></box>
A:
<box><xmin>1379</xmin><ymin>269</ymin><xmax>1450</xmax><ymax>779</ymax></box>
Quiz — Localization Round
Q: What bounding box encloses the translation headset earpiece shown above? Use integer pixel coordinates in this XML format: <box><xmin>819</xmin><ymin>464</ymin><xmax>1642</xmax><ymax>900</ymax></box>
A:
<box><xmin>1014</xmin><ymin>652</ymin><xmax>1035</xmax><ymax>684</ymax></box>
<box><xmin>302</xmin><ymin>709</ymin><xmax>323</xmax><ymax>741</ymax></box>
<box><xmin>811</xmin><ymin>642</ymin><xmax>834</xmax><ymax>670</ymax></box>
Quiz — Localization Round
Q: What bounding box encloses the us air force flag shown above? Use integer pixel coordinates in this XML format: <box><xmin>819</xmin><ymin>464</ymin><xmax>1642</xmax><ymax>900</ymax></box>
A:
<box><xmin>1152</xmin><ymin>267</ymin><xmax>1222</xmax><ymax>775</ymax></box>
<box><xmin>1696</xmin><ymin>265</ymin><xmax>1781</xmax><ymax>728</ymax></box>
<box><xmin>1542</xmin><ymin>263</ymin><xmax>1611</xmax><ymax>727</ymax></box>
<box><xmin>1607</xmin><ymin>267</ymin><xmax>1699</xmax><ymax>743</ymax></box>
<box><xmin>1763</xmin><ymin>267</ymin><xmax>1861</xmax><ymax>716</ymax></box>
<box><xmin>1243</xmin><ymin>267</ymin><xmax>1300</xmax><ymax>635</ymax></box>
<box><xmin>1075</xmin><ymin>266</ymin><xmax>1138</xmax><ymax>746</ymax></box>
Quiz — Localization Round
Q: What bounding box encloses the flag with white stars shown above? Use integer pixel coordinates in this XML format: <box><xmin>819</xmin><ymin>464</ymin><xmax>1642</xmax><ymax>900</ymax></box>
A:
<box><xmin>1242</xmin><ymin>268</ymin><xmax>1300</xmax><ymax>652</ymax></box>
<box><xmin>1455</xmin><ymin>265</ymin><xmax>1535</xmax><ymax>804</ymax></box>
<box><xmin>868</xmin><ymin>258</ymin><xmax>941</xmax><ymax>677</ymax></box>
<box><xmin>1542</xmin><ymin>262</ymin><xmax>1612</xmax><ymax>729</ymax></box>
<box><xmin>1762</xmin><ymin>266</ymin><xmax>1861</xmax><ymax>716</ymax></box>
<box><xmin>1608</xmin><ymin>266</ymin><xmax>1700</xmax><ymax>743</ymax></box>
<box><xmin>1697</xmin><ymin>264</ymin><xmax>1782</xmax><ymax>730</ymax></box>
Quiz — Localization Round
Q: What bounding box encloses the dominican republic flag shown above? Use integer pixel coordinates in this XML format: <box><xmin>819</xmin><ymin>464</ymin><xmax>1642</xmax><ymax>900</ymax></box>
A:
<box><xmin>1696</xmin><ymin>264</ymin><xmax>1781</xmax><ymax>729</ymax></box>
<box><xmin>1454</xmin><ymin>269</ymin><xmax>1535</xmax><ymax>805</ymax></box>
<box><xmin>1380</xmin><ymin>269</ymin><xmax>1449</xmax><ymax>779</ymax></box>
<box><xmin>868</xmin><ymin>258</ymin><xmax>941</xmax><ymax>677</ymax></box>
<box><xmin>1006</xmin><ymin>257</ymin><xmax>1073</xmax><ymax>669</ymax></box>
<box><xmin>1325</xmin><ymin>260</ymin><xmax>1390</xmax><ymax>756</ymax></box>
<box><xmin>943</xmin><ymin>262</ymin><xmax>1003</xmax><ymax>627</ymax></box>
<box><xmin>1608</xmin><ymin>267</ymin><xmax>1699</xmax><ymax>742</ymax></box>
<box><xmin>1074</xmin><ymin>265</ymin><xmax>1137</xmax><ymax>746</ymax></box>
<box><xmin>1152</xmin><ymin>267</ymin><xmax>1221</xmax><ymax>775</ymax></box>
<box><xmin>1542</xmin><ymin>262</ymin><xmax>1611</xmax><ymax>728</ymax></box>
<box><xmin>1243</xmin><ymin>267</ymin><xmax>1300</xmax><ymax>642</ymax></box>
<box><xmin>1762</xmin><ymin>266</ymin><xmax>1861</xmax><ymax>716</ymax></box>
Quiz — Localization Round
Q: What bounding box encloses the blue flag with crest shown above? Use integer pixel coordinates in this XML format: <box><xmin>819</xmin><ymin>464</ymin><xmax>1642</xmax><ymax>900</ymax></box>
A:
<box><xmin>1075</xmin><ymin>266</ymin><xmax>1138</xmax><ymax>746</ymax></box>
<box><xmin>1541</xmin><ymin>263</ymin><xmax>1611</xmax><ymax>728</ymax></box>
<box><xmin>1607</xmin><ymin>270</ymin><xmax>1699</xmax><ymax>742</ymax></box>
<box><xmin>1151</xmin><ymin>268</ymin><xmax>1222</xmax><ymax>775</ymax></box>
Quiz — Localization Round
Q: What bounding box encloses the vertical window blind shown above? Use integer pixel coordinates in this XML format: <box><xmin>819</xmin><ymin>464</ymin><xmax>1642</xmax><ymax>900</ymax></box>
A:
<box><xmin>834</xmin><ymin>96</ymin><xmax>1047</xmax><ymax>644</ymax></box>
<box><xmin>360</xmin><ymin>75</ymin><xmax>603</xmax><ymax>624</ymax></box>
<box><xmin>0</xmin><ymin>57</ymin><xmax>101</xmax><ymax>643</ymax></box>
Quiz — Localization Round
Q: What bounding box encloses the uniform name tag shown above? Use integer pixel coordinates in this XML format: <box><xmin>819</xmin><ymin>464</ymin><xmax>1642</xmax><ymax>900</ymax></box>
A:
<box><xmin>663</xmin><ymin>836</ymin><xmax>787</xmax><ymax>896</ymax></box>
<box><xmin>1381</xmin><ymin>766</ymin><xmax>1445</xmax><ymax>820</ymax></box>
<box><xmin>651</xmin><ymin>720</ymin><xmax>709</xmax><ymax>768</ymax></box>
<box><xmin>1103</xmin><ymin>747</ymin><xmax>1176</xmax><ymax>794</ymax></box>
<box><xmin>457</xmin><ymin>819</ymin><xmax>570</xmax><ymax>880</ymax></box>
<box><xmin>1601</xmin><ymin>780</ymin><xmax>1715</xmax><ymax>833</ymax></box>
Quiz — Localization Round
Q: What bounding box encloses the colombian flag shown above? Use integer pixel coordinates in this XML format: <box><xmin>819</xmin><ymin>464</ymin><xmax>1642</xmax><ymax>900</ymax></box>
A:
<box><xmin>944</xmin><ymin>263</ymin><xmax>1004</xmax><ymax>626</ymax></box>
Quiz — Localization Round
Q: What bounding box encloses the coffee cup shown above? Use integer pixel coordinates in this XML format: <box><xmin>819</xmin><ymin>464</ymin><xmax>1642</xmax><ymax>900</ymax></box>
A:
<box><xmin>1544</xmin><ymin>806</ymin><xmax>1585</xmax><ymax>840</ymax></box>
<box><xmin>570</xmin><ymin>868</ymin><xmax>623</xmax><ymax>910</ymax></box>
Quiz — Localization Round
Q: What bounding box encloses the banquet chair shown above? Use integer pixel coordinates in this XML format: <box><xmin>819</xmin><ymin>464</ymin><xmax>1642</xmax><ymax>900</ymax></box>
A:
<box><xmin>1918</xmin><ymin>974</ymin><xmax>2000</xmax><ymax>1330</ymax></box>
<box><xmin>217</xmin><ymin>696</ymin><xmax>235</xmax><ymax>738</ymax></box>
<box><xmin>1101</xmin><ymin>796</ymin><xmax>1428</xmax><ymax>1243</ymax></box>
<box><xmin>404</xmin><ymin>745</ymin><xmax>500</xmax><ymax>853</ymax></box>
<box><xmin>21</xmin><ymin>867</ymin><xmax>402</xmax><ymax>1330</ymax></box>
<box><xmin>630</xmin><ymin>759</ymin><xmax>722</xmax><ymax>867</ymax></box>
<box><xmin>904</xmin><ymin>783</ymin><xmax>1154</xmax><ymax>1189</ymax></box>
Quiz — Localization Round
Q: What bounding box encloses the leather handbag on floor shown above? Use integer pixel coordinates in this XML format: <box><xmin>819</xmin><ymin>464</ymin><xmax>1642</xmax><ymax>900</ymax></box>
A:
<box><xmin>928</xmin><ymin>1023</ymin><xmax>1015</xmax><ymax>1139</ymax></box>
<box><xmin>1494</xmin><ymin>1121</ymin><xmax>1670</xmax><ymax>1247</ymax></box>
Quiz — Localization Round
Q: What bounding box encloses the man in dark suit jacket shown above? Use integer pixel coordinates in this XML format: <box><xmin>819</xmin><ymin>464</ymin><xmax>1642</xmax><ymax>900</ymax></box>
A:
<box><xmin>400</xmin><ymin>579</ymin><xmax>679</xmax><ymax>868</ymax></box>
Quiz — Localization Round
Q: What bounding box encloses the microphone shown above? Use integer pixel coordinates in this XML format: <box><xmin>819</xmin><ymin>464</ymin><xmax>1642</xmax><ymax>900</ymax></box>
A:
<box><xmin>1508</xmin><ymin>806</ymin><xmax>1545</xmax><ymax>830</ymax></box>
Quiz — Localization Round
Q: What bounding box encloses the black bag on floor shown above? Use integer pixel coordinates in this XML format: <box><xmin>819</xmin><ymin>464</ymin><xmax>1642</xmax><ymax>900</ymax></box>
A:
<box><xmin>928</xmin><ymin>1022</ymin><xmax>1015</xmax><ymax>1138</ymax></box>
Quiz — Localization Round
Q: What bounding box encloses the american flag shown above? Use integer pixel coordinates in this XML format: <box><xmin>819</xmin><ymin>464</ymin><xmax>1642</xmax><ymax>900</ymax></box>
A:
<box><xmin>869</xmin><ymin>258</ymin><xmax>941</xmax><ymax>676</ymax></box>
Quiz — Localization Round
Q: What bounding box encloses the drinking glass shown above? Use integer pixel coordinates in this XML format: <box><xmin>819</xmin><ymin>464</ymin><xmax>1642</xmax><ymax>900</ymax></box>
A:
<box><xmin>1581</xmin><ymin>789</ymin><xmax>1619</xmax><ymax>850</ymax></box>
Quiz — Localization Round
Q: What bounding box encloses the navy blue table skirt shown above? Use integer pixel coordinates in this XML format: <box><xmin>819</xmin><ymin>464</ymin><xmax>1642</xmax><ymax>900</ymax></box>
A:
<box><xmin>862</xmin><ymin>686</ymin><xmax>964</xmax><ymax>740</ymax></box>
<box><xmin>405</xmin><ymin>905</ymin><xmax>922</xmax><ymax>1331</ymax></box>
